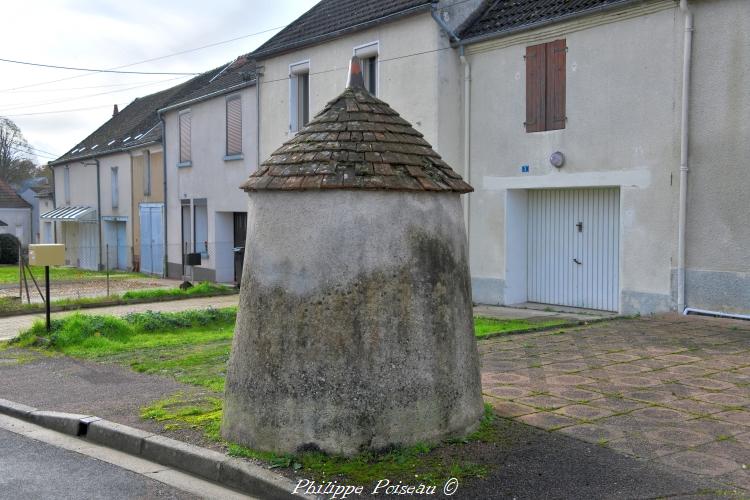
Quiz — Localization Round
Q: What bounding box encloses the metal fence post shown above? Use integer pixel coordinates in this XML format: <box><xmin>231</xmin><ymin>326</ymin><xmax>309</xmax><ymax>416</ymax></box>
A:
<box><xmin>106</xmin><ymin>243</ymin><xmax>110</xmax><ymax>296</ymax></box>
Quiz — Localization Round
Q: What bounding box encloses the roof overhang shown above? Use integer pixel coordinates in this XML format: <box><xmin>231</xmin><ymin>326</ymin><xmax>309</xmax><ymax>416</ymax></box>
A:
<box><xmin>41</xmin><ymin>206</ymin><xmax>97</xmax><ymax>222</ymax></box>
<box><xmin>457</xmin><ymin>0</ymin><xmax>641</xmax><ymax>47</ymax></box>
<box><xmin>157</xmin><ymin>80</ymin><xmax>256</xmax><ymax>115</ymax></box>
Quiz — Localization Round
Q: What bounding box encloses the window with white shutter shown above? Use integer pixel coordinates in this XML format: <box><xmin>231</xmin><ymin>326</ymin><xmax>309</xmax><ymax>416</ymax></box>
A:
<box><xmin>111</xmin><ymin>167</ymin><xmax>119</xmax><ymax>209</ymax></box>
<box><xmin>226</xmin><ymin>96</ymin><xmax>242</xmax><ymax>156</ymax></box>
<box><xmin>179</xmin><ymin>111</ymin><xmax>191</xmax><ymax>164</ymax></box>
<box><xmin>143</xmin><ymin>150</ymin><xmax>151</xmax><ymax>195</ymax></box>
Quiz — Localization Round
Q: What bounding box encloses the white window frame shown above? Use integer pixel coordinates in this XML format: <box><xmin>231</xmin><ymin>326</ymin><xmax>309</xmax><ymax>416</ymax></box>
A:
<box><xmin>289</xmin><ymin>60</ymin><xmax>310</xmax><ymax>133</ymax></box>
<box><xmin>178</xmin><ymin>109</ymin><xmax>192</xmax><ymax>167</ymax></box>
<box><xmin>354</xmin><ymin>41</ymin><xmax>379</xmax><ymax>95</ymax></box>
<box><xmin>111</xmin><ymin>166</ymin><xmax>119</xmax><ymax>209</ymax></box>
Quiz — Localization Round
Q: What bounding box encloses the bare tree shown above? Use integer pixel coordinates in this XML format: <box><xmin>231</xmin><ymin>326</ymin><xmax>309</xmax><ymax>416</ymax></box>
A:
<box><xmin>0</xmin><ymin>117</ymin><xmax>41</xmax><ymax>184</ymax></box>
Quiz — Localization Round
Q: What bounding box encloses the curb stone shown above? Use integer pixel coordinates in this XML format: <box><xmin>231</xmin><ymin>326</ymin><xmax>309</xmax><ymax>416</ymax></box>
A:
<box><xmin>0</xmin><ymin>399</ymin><xmax>305</xmax><ymax>499</ymax></box>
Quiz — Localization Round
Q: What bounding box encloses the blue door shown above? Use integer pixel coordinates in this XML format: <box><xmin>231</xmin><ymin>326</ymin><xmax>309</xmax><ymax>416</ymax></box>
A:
<box><xmin>139</xmin><ymin>204</ymin><xmax>164</xmax><ymax>276</ymax></box>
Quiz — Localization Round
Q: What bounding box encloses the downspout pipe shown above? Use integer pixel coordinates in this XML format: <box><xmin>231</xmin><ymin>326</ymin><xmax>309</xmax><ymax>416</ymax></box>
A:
<box><xmin>459</xmin><ymin>45</ymin><xmax>471</xmax><ymax>250</ymax></box>
<box><xmin>677</xmin><ymin>0</ymin><xmax>693</xmax><ymax>313</ymax></box>
<box><xmin>431</xmin><ymin>5</ymin><xmax>472</xmax><ymax>249</ymax></box>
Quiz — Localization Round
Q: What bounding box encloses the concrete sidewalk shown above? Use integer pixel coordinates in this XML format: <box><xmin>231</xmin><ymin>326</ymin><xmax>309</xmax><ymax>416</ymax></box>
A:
<box><xmin>0</xmin><ymin>294</ymin><xmax>240</xmax><ymax>341</ymax></box>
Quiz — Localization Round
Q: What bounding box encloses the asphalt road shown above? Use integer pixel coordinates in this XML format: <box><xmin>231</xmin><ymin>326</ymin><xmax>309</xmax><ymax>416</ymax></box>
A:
<box><xmin>0</xmin><ymin>428</ymin><xmax>197</xmax><ymax>500</ymax></box>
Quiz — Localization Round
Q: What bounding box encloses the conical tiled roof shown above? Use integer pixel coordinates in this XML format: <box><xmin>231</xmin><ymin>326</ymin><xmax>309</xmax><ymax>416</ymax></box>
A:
<box><xmin>241</xmin><ymin>58</ymin><xmax>472</xmax><ymax>193</ymax></box>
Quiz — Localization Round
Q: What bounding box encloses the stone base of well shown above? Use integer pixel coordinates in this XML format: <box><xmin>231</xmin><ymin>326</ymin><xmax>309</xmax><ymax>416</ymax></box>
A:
<box><xmin>222</xmin><ymin>190</ymin><xmax>484</xmax><ymax>456</ymax></box>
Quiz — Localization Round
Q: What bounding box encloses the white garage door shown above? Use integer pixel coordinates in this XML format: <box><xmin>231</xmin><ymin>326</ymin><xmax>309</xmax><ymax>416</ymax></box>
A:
<box><xmin>527</xmin><ymin>188</ymin><xmax>620</xmax><ymax>311</ymax></box>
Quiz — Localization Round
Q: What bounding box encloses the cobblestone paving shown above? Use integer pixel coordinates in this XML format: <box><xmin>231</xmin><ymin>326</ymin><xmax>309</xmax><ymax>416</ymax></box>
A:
<box><xmin>480</xmin><ymin>314</ymin><xmax>750</xmax><ymax>492</ymax></box>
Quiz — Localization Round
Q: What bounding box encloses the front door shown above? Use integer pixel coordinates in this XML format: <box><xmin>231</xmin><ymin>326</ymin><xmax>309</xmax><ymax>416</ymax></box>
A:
<box><xmin>105</xmin><ymin>221</ymin><xmax>127</xmax><ymax>270</ymax></box>
<box><xmin>233</xmin><ymin>212</ymin><xmax>247</xmax><ymax>284</ymax></box>
<box><xmin>527</xmin><ymin>188</ymin><xmax>620</xmax><ymax>311</ymax></box>
<box><xmin>139</xmin><ymin>204</ymin><xmax>164</xmax><ymax>276</ymax></box>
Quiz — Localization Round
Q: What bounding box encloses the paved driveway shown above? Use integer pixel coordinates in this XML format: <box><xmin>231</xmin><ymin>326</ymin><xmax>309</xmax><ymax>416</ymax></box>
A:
<box><xmin>481</xmin><ymin>313</ymin><xmax>750</xmax><ymax>492</ymax></box>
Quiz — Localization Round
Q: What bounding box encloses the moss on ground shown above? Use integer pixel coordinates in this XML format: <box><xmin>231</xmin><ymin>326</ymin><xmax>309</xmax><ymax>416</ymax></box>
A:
<box><xmin>142</xmin><ymin>393</ymin><xmax>502</xmax><ymax>486</ymax></box>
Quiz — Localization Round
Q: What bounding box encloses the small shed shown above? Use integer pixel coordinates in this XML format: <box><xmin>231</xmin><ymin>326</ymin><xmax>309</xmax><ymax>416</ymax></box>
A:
<box><xmin>223</xmin><ymin>58</ymin><xmax>483</xmax><ymax>456</ymax></box>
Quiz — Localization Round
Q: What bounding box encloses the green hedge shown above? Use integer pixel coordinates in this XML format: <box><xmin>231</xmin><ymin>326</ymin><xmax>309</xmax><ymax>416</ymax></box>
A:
<box><xmin>0</xmin><ymin>234</ymin><xmax>20</xmax><ymax>264</ymax></box>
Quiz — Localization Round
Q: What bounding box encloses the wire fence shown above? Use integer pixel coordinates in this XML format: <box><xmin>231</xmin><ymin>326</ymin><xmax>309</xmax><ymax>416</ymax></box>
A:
<box><xmin>14</xmin><ymin>241</ymin><xmax>247</xmax><ymax>291</ymax></box>
<box><xmin>7</xmin><ymin>239</ymin><xmax>246</xmax><ymax>303</ymax></box>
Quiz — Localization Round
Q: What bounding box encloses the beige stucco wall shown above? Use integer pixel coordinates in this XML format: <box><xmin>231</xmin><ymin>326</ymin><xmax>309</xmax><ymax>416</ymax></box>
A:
<box><xmin>682</xmin><ymin>0</ymin><xmax>750</xmax><ymax>313</ymax></box>
<box><xmin>465</xmin><ymin>2</ymin><xmax>681</xmax><ymax>313</ymax></box>
<box><xmin>98</xmin><ymin>152</ymin><xmax>133</xmax><ymax>269</ymax></box>
<box><xmin>131</xmin><ymin>146</ymin><xmax>164</xmax><ymax>263</ymax></box>
<box><xmin>164</xmin><ymin>84</ymin><xmax>258</xmax><ymax>281</ymax></box>
<box><xmin>257</xmin><ymin>12</ymin><xmax>464</xmax><ymax>176</ymax></box>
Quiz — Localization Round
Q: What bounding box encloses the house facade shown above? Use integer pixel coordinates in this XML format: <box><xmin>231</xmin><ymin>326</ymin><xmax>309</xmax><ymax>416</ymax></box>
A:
<box><xmin>45</xmin><ymin>83</ymin><xmax>198</xmax><ymax>271</ymax></box>
<box><xmin>252</xmin><ymin>0</ymin><xmax>481</xmax><ymax>178</ymax></box>
<box><xmin>162</xmin><ymin>57</ymin><xmax>257</xmax><ymax>283</ymax></box>
<box><xmin>459</xmin><ymin>0</ymin><xmax>749</xmax><ymax>315</ymax></box>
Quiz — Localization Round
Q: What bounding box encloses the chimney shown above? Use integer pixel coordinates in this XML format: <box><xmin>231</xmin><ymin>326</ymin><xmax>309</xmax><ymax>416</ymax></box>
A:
<box><xmin>346</xmin><ymin>56</ymin><xmax>365</xmax><ymax>89</ymax></box>
<box><xmin>112</xmin><ymin>104</ymin><xmax>119</xmax><ymax>117</ymax></box>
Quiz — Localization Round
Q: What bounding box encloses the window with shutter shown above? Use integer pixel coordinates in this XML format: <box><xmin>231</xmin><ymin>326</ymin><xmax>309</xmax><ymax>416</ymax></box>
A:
<box><xmin>179</xmin><ymin>111</ymin><xmax>191</xmax><ymax>163</ymax></box>
<box><xmin>111</xmin><ymin>167</ymin><xmax>119</xmax><ymax>209</ymax></box>
<box><xmin>546</xmin><ymin>39</ymin><xmax>567</xmax><ymax>131</ymax></box>
<box><xmin>525</xmin><ymin>43</ymin><xmax>546</xmax><ymax>133</ymax></box>
<box><xmin>525</xmin><ymin>39</ymin><xmax>566</xmax><ymax>133</ymax></box>
<box><xmin>64</xmin><ymin>166</ymin><xmax>71</xmax><ymax>204</ymax></box>
<box><xmin>143</xmin><ymin>150</ymin><xmax>151</xmax><ymax>196</ymax></box>
<box><xmin>226</xmin><ymin>96</ymin><xmax>242</xmax><ymax>156</ymax></box>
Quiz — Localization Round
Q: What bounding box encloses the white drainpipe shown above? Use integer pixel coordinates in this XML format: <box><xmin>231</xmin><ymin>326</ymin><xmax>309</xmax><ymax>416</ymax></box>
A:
<box><xmin>677</xmin><ymin>0</ymin><xmax>693</xmax><ymax>313</ymax></box>
<box><xmin>460</xmin><ymin>46</ymin><xmax>471</xmax><ymax>247</ymax></box>
<box><xmin>429</xmin><ymin>6</ymin><xmax>472</xmax><ymax>246</ymax></box>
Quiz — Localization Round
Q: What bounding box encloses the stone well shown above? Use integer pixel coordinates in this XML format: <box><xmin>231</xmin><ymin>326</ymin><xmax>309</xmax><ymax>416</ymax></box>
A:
<box><xmin>222</xmin><ymin>57</ymin><xmax>483</xmax><ymax>456</ymax></box>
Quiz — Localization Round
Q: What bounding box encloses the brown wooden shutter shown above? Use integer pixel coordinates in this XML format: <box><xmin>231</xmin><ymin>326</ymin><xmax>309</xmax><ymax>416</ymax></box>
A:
<box><xmin>179</xmin><ymin>112</ymin><xmax>191</xmax><ymax>162</ymax></box>
<box><xmin>226</xmin><ymin>97</ymin><xmax>242</xmax><ymax>156</ymax></box>
<box><xmin>545</xmin><ymin>39</ymin><xmax>567</xmax><ymax>131</ymax></box>
<box><xmin>525</xmin><ymin>43</ymin><xmax>546</xmax><ymax>133</ymax></box>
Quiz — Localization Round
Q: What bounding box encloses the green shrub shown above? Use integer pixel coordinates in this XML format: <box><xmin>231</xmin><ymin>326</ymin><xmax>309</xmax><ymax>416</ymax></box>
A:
<box><xmin>0</xmin><ymin>234</ymin><xmax>20</xmax><ymax>264</ymax></box>
<box><xmin>122</xmin><ymin>282</ymin><xmax>228</xmax><ymax>300</ymax></box>
<box><xmin>11</xmin><ymin>307</ymin><xmax>237</xmax><ymax>349</ymax></box>
<box><xmin>123</xmin><ymin>307</ymin><xmax>235</xmax><ymax>332</ymax></box>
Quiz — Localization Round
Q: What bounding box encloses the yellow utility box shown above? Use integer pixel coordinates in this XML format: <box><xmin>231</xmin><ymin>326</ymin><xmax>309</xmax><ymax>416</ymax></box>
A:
<box><xmin>28</xmin><ymin>244</ymin><xmax>66</xmax><ymax>266</ymax></box>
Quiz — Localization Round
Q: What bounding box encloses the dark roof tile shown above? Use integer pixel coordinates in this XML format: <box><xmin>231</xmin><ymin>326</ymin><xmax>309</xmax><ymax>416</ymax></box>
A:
<box><xmin>460</xmin><ymin>0</ymin><xmax>636</xmax><ymax>41</ymax></box>
<box><xmin>252</xmin><ymin>0</ymin><xmax>433</xmax><ymax>59</ymax></box>
<box><xmin>51</xmin><ymin>58</ymin><xmax>255</xmax><ymax>166</ymax></box>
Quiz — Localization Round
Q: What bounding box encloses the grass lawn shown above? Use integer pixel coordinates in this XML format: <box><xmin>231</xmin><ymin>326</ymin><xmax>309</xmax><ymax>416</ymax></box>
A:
<box><xmin>0</xmin><ymin>264</ymin><xmax>139</xmax><ymax>285</ymax></box>
<box><xmin>474</xmin><ymin>316</ymin><xmax>569</xmax><ymax>339</ymax></box>
<box><xmin>6</xmin><ymin>309</ymin><xmax>576</xmax><ymax>487</ymax></box>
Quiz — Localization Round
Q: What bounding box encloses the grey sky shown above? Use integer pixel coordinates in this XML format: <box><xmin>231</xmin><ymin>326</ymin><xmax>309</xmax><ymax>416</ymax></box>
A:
<box><xmin>0</xmin><ymin>0</ymin><xmax>315</xmax><ymax>163</ymax></box>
